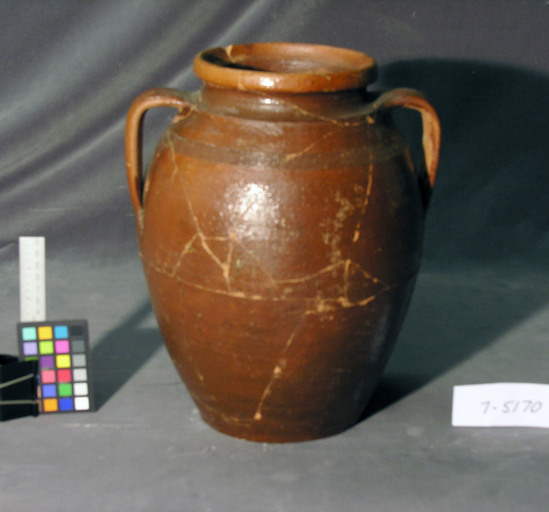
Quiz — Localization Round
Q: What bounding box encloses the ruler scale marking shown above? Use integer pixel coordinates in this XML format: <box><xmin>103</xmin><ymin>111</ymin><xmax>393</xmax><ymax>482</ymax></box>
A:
<box><xmin>19</xmin><ymin>237</ymin><xmax>46</xmax><ymax>322</ymax></box>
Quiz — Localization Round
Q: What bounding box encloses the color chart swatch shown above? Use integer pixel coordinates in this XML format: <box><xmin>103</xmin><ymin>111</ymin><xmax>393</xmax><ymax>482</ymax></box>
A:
<box><xmin>18</xmin><ymin>320</ymin><xmax>95</xmax><ymax>413</ymax></box>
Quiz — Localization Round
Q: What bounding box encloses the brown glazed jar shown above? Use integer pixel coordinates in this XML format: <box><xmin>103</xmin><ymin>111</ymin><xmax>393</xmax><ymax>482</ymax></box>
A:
<box><xmin>125</xmin><ymin>43</ymin><xmax>440</xmax><ymax>442</ymax></box>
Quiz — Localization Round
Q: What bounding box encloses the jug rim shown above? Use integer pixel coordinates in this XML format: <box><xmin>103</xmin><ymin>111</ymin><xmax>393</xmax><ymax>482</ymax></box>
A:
<box><xmin>193</xmin><ymin>42</ymin><xmax>377</xmax><ymax>93</ymax></box>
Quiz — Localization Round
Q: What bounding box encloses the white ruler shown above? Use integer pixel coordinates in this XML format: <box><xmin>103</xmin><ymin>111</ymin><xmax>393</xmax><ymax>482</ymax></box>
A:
<box><xmin>19</xmin><ymin>236</ymin><xmax>46</xmax><ymax>322</ymax></box>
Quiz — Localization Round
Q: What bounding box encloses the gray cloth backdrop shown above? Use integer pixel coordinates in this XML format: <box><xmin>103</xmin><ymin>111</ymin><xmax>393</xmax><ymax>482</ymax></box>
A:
<box><xmin>1</xmin><ymin>1</ymin><xmax>548</xmax><ymax>511</ymax></box>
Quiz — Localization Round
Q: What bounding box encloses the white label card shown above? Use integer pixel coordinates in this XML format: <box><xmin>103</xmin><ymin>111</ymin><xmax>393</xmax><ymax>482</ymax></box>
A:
<box><xmin>452</xmin><ymin>383</ymin><xmax>549</xmax><ymax>429</ymax></box>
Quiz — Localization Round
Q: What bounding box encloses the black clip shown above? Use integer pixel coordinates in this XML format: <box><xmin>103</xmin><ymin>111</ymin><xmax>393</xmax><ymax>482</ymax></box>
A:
<box><xmin>0</xmin><ymin>355</ymin><xmax>39</xmax><ymax>421</ymax></box>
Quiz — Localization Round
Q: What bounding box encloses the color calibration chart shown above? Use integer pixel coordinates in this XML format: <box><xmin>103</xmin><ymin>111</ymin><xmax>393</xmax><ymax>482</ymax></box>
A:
<box><xmin>17</xmin><ymin>320</ymin><xmax>95</xmax><ymax>413</ymax></box>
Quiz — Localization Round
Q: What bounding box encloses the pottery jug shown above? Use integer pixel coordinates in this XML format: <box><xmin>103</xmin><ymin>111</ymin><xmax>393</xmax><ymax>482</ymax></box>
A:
<box><xmin>125</xmin><ymin>43</ymin><xmax>440</xmax><ymax>442</ymax></box>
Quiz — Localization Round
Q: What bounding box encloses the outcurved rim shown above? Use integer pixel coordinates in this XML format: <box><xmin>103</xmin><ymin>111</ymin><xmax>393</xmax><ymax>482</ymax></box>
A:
<box><xmin>193</xmin><ymin>43</ymin><xmax>377</xmax><ymax>93</ymax></box>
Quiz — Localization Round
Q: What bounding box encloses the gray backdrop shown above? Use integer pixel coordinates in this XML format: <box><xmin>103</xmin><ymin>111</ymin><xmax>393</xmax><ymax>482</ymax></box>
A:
<box><xmin>1</xmin><ymin>1</ymin><xmax>548</xmax><ymax>511</ymax></box>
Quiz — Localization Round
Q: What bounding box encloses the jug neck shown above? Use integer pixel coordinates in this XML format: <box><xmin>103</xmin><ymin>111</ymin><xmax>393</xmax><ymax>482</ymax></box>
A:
<box><xmin>197</xmin><ymin>84</ymin><xmax>379</xmax><ymax>121</ymax></box>
<box><xmin>192</xmin><ymin>43</ymin><xmax>378</xmax><ymax>121</ymax></box>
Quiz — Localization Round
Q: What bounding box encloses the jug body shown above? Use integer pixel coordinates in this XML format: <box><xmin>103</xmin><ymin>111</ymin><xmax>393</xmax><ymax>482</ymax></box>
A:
<box><xmin>125</xmin><ymin>43</ymin><xmax>440</xmax><ymax>442</ymax></box>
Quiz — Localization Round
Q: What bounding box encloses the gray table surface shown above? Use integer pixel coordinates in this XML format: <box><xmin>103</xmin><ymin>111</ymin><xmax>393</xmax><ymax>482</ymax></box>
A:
<box><xmin>1</xmin><ymin>256</ymin><xmax>547</xmax><ymax>512</ymax></box>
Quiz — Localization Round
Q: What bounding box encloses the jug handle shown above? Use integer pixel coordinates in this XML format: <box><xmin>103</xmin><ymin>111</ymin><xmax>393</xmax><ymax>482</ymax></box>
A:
<box><xmin>372</xmin><ymin>88</ymin><xmax>441</xmax><ymax>204</ymax></box>
<box><xmin>125</xmin><ymin>88</ymin><xmax>194</xmax><ymax>222</ymax></box>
